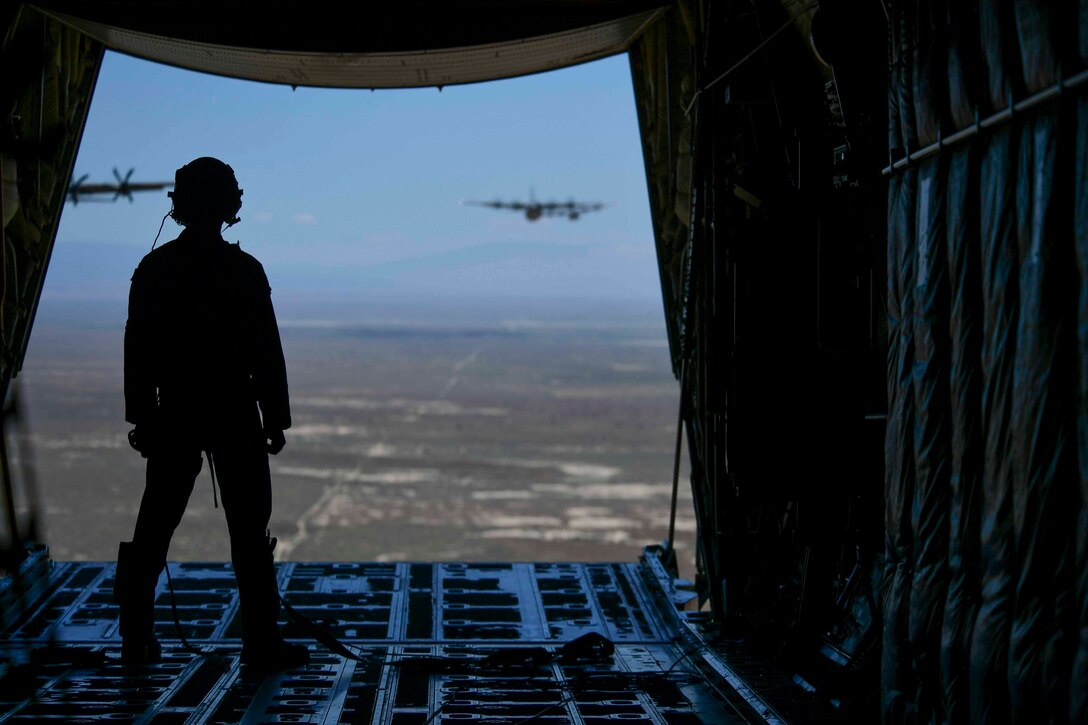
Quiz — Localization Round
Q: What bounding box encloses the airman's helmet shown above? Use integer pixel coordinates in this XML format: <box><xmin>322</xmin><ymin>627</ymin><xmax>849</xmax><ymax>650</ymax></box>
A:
<box><xmin>169</xmin><ymin>157</ymin><xmax>243</xmax><ymax>227</ymax></box>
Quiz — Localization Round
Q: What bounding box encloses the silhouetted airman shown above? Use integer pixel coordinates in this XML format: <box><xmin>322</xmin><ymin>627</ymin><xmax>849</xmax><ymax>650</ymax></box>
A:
<box><xmin>116</xmin><ymin>157</ymin><xmax>308</xmax><ymax>671</ymax></box>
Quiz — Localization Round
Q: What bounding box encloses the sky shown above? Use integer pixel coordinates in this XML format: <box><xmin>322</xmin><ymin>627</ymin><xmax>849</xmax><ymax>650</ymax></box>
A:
<box><xmin>44</xmin><ymin>50</ymin><xmax>663</xmax><ymax>322</ymax></box>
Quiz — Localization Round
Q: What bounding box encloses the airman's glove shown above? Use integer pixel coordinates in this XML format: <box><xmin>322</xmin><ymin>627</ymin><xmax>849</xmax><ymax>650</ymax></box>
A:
<box><xmin>127</xmin><ymin>424</ymin><xmax>159</xmax><ymax>458</ymax></box>
<box><xmin>265</xmin><ymin>428</ymin><xmax>286</xmax><ymax>455</ymax></box>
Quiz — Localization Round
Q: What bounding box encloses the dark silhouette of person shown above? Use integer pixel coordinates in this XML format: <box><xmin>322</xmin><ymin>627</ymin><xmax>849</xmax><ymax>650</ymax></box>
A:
<box><xmin>115</xmin><ymin>157</ymin><xmax>308</xmax><ymax>671</ymax></box>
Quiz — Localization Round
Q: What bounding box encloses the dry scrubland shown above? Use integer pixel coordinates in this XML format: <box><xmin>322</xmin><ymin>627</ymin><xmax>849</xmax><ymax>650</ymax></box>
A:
<box><xmin>18</xmin><ymin>316</ymin><xmax>695</xmax><ymax>570</ymax></box>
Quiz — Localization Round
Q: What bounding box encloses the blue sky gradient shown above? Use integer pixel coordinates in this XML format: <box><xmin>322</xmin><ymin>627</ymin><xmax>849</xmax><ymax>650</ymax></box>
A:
<box><xmin>46</xmin><ymin>51</ymin><xmax>662</xmax><ymax>320</ymax></box>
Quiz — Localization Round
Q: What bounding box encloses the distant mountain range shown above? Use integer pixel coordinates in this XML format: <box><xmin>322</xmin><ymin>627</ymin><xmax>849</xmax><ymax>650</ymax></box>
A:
<box><xmin>36</xmin><ymin>241</ymin><xmax>666</xmax><ymax>329</ymax></box>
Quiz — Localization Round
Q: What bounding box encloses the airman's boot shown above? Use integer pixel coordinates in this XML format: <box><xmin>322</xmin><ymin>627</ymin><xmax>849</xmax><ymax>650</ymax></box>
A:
<box><xmin>234</xmin><ymin>533</ymin><xmax>309</xmax><ymax>672</ymax></box>
<box><xmin>114</xmin><ymin>541</ymin><xmax>163</xmax><ymax>665</ymax></box>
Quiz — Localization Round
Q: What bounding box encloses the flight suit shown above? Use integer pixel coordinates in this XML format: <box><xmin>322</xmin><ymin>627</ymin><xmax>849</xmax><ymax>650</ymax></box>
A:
<box><xmin>118</xmin><ymin>226</ymin><xmax>292</xmax><ymax>659</ymax></box>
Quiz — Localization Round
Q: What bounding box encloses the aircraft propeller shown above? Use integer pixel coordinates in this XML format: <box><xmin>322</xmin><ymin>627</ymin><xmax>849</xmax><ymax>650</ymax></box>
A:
<box><xmin>112</xmin><ymin>167</ymin><xmax>136</xmax><ymax>201</ymax></box>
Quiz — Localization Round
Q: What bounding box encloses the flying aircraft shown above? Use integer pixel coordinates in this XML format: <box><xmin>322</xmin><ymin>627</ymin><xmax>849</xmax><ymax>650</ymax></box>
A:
<box><xmin>461</xmin><ymin>189</ymin><xmax>606</xmax><ymax>221</ymax></box>
<box><xmin>67</xmin><ymin>167</ymin><xmax>173</xmax><ymax>204</ymax></box>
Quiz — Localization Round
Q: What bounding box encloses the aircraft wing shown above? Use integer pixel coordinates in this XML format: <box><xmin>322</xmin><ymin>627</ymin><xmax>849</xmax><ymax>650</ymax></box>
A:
<box><xmin>124</xmin><ymin>182</ymin><xmax>173</xmax><ymax>192</ymax></box>
<box><xmin>67</xmin><ymin>181</ymin><xmax>173</xmax><ymax>203</ymax></box>
<box><xmin>461</xmin><ymin>199</ymin><xmax>528</xmax><ymax>211</ymax></box>
<box><xmin>539</xmin><ymin>201</ymin><xmax>606</xmax><ymax>216</ymax></box>
<box><xmin>70</xmin><ymin>183</ymin><xmax>120</xmax><ymax>195</ymax></box>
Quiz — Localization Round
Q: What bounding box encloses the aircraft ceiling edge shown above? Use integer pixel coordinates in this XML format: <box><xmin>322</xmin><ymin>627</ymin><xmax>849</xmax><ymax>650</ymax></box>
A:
<box><xmin>38</xmin><ymin>8</ymin><xmax>666</xmax><ymax>89</ymax></box>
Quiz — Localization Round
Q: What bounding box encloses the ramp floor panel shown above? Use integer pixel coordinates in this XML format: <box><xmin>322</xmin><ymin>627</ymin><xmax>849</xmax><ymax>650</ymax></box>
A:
<box><xmin>0</xmin><ymin>559</ymin><xmax>758</xmax><ymax>723</ymax></box>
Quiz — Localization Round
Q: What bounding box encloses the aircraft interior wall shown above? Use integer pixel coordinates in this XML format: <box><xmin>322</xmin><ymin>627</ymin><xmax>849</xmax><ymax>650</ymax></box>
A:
<box><xmin>884</xmin><ymin>1</ymin><xmax>1086</xmax><ymax>722</ymax></box>
<box><xmin>634</xmin><ymin>0</ymin><xmax>1086</xmax><ymax>721</ymax></box>
<box><xmin>0</xmin><ymin>9</ymin><xmax>101</xmax><ymax>566</ymax></box>
<box><xmin>631</xmin><ymin>0</ymin><xmax>888</xmax><ymax>717</ymax></box>
<box><xmin>0</xmin><ymin>6</ymin><xmax>103</xmax><ymax>404</ymax></box>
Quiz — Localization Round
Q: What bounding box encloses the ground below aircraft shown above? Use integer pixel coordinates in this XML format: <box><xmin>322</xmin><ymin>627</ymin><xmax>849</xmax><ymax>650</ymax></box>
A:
<box><xmin>67</xmin><ymin>167</ymin><xmax>172</xmax><ymax>204</ymax></box>
<box><xmin>462</xmin><ymin>190</ymin><xmax>606</xmax><ymax>221</ymax></box>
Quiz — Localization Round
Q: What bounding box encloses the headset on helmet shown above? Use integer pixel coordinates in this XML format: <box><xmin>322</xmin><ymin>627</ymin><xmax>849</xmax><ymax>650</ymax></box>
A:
<box><xmin>167</xmin><ymin>157</ymin><xmax>244</xmax><ymax>228</ymax></box>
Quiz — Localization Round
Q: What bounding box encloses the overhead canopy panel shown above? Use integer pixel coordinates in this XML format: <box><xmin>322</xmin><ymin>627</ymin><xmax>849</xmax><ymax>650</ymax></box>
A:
<box><xmin>34</xmin><ymin>1</ymin><xmax>666</xmax><ymax>88</ymax></box>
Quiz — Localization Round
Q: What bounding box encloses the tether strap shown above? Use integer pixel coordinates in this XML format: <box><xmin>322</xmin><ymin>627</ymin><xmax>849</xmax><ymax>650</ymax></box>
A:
<box><xmin>164</xmin><ymin>564</ymin><xmax>206</xmax><ymax>656</ymax></box>
<box><xmin>205</xmin><ymin>450</ymin><xmax>219</xmax><ymax>509</ymax></box>
<box><xmin>280</xmin><ymin>595</ymin><xmax>368</xmax><ymax>661</ymax></box>
<box><xmin>263</xmin><ymin>532</ymin><xmax>368</xmax><ymax>661</ymax></box>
